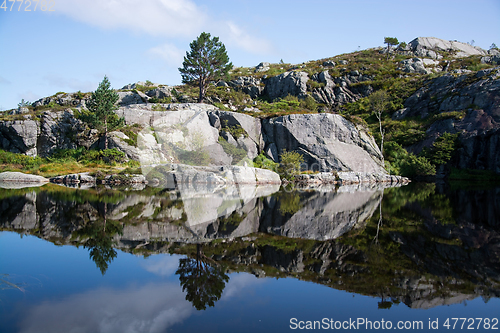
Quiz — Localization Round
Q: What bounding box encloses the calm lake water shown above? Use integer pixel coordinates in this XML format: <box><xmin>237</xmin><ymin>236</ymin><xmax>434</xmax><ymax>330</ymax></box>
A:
<box><xmin>0</xmin><ymin>181</ymin><xmax>499</xmax><ymax>333</ymax></box>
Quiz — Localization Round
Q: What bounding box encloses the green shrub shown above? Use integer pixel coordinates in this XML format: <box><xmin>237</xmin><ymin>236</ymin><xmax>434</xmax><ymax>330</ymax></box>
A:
<box><xmin>424</xmin><ymin>133</ymin><xmax>459</xmax><ymax>165</ymax></box>
<box><xmin>300</xmin><ymin>95</ymin><xmax>318</xmax><ymax>111</ymax></box>
<box><xmin>99</xmin><ymin>149</ymin><xmax>127</xmax><ymax>164</ymax></box>
<box><xmin>278</xmin><ymin>150</ymin><xmax>304</xmax><ymax>180</ymax></box>
<box><xmin>151</xmin><ymin>104</ymin><xmax>167</xmax><ymax>111</ymax></box>
<box><xmin>218</xmin><ymin>136</ymin><xmax>247</xmax><ymax>164</ymax></box>
<box><xmin>149</xmin><ymin>96</ymin><xmax>172</xmax><ymax>104</ymax></box>
<box><xmin>221</xmin><ymin>120</ymin><xmax>248</xmax><ymax>138</ymax></box>
<box><xmin>50</xmin><ymin>148</ymin><xmax>127</xmax><ymax>165</ymax></box>
<box><xmin>307</xmin><ymin>81</ymin><xmax>325</xmax><ymax>90</ymax></box>
<box><xmin>120</xmin><ymin>124</ymin><xmax>142</xmax><ymax>147</ymax></box>
<box><xmin>383</xmin><ymin>141</ymin><xmax>435</xmax><ymax>177</ymax></box>
<box><xmin>400</xmin><ymin>154</ymin><xmax>436</xmax><ymax>177</ymax></box>
<box><xmin>253</xmin><ymin>153</ymin><xmax>279</xmax><ymax>171</ymax></box>
<box><xmin>75</xmin><ymin>91</ymin><xmax>87</xmax><ymax>99</ymax></box>
<box><xmin>0</xmin><ymin>149</ymin><xmax>44</xmax><ymax>169</ymax></box>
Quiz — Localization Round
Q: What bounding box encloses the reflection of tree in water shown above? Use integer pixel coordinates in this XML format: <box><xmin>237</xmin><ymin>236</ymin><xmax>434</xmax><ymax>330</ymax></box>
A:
<box><xmin>277</xmin><ymin>189</ymin><xmax>301</xmax><ymax>215</ymax></box>
<box><xmin>176</xmin><ymin>244</ymin><xmax>229</xmax><ymax>310</ymax></box>
<box><xmin>76</xmin><ymin>204</ymin><xmax>123</xmax><ymax>275</ymax></box>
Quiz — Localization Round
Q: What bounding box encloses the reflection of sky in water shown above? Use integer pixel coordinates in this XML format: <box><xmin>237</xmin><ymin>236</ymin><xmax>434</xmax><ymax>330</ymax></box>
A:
<box><xmin>2</xmin><ymin>231</ymin><xmax>500</xmax><ymax>333</ymax></box>
<box><xmin>0</xmin><ymin>232</ymin><xmax>267</xmax><ymax>333</ymax></box>
<box><xmin>19</xmin><ymin>282</ymin><xmax>193</xmax><ymax>333</ymax></box>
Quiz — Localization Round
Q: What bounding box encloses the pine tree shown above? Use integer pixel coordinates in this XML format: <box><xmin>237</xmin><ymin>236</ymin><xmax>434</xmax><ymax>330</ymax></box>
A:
<box><xmin>179</xmin><ymin>32</ymin><xmax>232</xmax><ymax>103</ymax></box>
<box><xmin>384</xmin><ymin>37</ymin><xmax>399</xmax><ymax>60</ymax></box>
<box><xmin>80</xmin><ymin>76</ymin><xmax>124</xmax><ymax>149</ymax></box>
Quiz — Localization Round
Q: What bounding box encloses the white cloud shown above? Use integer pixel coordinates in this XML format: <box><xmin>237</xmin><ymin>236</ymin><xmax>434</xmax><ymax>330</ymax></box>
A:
<box><xmin>147</xmin><ymin>43</ymin><xmax>185</xmax><ymax>67</ymax></box>
<box><xmin>19</xmin><ymin>282</ymin><xmax>194</xmax><ymax>333</ymax></box>
<box><xmin>55</xmin><ymin>0</ymin><xmax>273</xmax><ymax>58</ymax></box>
<box><xmin>56</xmin><ymin>0</ymin><xmax>207</xmax><ymax>37</ymax></box>
<box><xmin>141</xmin><ymin>255</ymin><xmax>180</xmax><ymax>277</ymax></box>
<box><xmin>221</xmin><ymin>272</ymin><xmax>265</xmax><ymax>300</ymax></box>
<box><xmin>221</xmin><ymin>21</ymin><xmax>274</xmax><ymax>55</ymax></box>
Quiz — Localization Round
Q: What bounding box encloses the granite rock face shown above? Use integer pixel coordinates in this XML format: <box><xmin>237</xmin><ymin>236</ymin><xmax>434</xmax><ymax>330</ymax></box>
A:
<box><xmin>399</xmin><ymin>58</ymin><xmax>433</xmax><ymax>74</ymax></box>
<box><xmin>210</xmin><ymin>110</ymin><xmax>265</xmax><ymax>159</ymax></box>
<box><xmin>0</xmin><ymin>103</ymin><xmax>389</xmax><ymax>177</ymax></box>
<box><xmin>38</xmin><ymin>110</ymin><xmax>86</xmax><ymax>157</ymax></box>
<box><xmin>262</xmin><ymin>113</ymin><xmax>385</xmax><ymax>173</ymax></box>
<box><xmin>117</xmin><ymin>91</ymin><xmax>149</xmax><ymax>105</ymax></box>
<box><xmin>228</xmin><ymin>76</ymin><xmax>264</xmax><ymax>99</ymax></box>
<box><xmin>0</xmin><ymin>119</ymin><xmax>39</xmax><ymax>156</ymax></box>
<box><xmin>310</xmin><ymin>70</ymin><xmax>373</xmax><ymax>105</ymax></box>
<box><xmin>265</xmin><ymin>71</ymin><xmax>309</xmax><ymax>100</ymax></box>
<box><xmin>407</xmin><ymin>37</ymin><xmax>487</xmax><ymax>59</ymax></box>
<box><xmin>399</xmin><ymin>66</ymin><xmax>500</xmax><ymax>172</ymax></box>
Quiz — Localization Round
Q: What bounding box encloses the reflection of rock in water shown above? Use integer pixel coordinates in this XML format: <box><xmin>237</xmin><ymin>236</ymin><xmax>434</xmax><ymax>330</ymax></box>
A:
<box><xmin>1</xmin><ymin>184</ymin><xmax>500</xmax><ymax>309</ymax></box>
<box><xmin>0</xmin><ymin>191</ymin><xmax>38</xmax><ymax>230</ymax></box>
<box><xmin>260</xmin><ymin>188</ymin><xmax>383</xmax><ymax>240</ymax></box>
<box><xmin>0</xmin><ymin>184</ymin><xmax>385</xmax><ymax>244</ymax></box>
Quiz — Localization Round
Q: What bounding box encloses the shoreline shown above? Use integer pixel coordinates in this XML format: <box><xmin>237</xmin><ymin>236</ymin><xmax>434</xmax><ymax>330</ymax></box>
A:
<box><xmin>0</xmin><ymin>167</ymin><xmax>410</xmax><ymax>189</ymax></box>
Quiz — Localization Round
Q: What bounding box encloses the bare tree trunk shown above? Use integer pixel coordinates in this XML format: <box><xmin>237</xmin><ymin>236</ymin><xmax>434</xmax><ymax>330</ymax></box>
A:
<box><xmin>104</xmin><ymin>118</ymin><xmax>108</xmax><ymax>150</ymax></box>
<box><xmin>198</xmin><ymin>78</ymin><xmax>204</xmax><ymax>103</ymax></box>
<box><xmin>373</xmin><ymin>192</ymin><xmax>384</xmax><ymax>244</ymax></box>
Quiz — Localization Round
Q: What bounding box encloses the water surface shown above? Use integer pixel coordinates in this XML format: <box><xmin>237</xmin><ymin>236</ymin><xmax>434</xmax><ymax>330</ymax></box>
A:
<box><xmin>1</xmin><ymin>182</ymin><xmax>499</xmax><ymax>332</ymax></box>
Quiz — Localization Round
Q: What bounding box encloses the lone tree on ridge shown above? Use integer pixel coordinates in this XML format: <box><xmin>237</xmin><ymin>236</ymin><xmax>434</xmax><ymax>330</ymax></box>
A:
<box><xmin>384</xmin><ymin>37</ymin><xmax>399</xmax><ymax>59</ymax></box>
<box><xmin>179</xmin><ymin>32</ymin><xmax>233</xmax><ymax>103</ymax></box>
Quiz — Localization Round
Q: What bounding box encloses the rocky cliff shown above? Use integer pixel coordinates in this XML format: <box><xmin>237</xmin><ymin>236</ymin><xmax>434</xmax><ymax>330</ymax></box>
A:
<box><xmin>396</xmin><ymin>66</ymin><xmax>500</xmax><ymax>172</ymax></box>
<box><xmin>2</xmin><ymin>36</ymin><xmax>499</xmax><ymax>177</ymax></box>
<box><xmin>0</xmin><ymin>103</ymin><xmax>387</xmax><ymax>176</ymax></box>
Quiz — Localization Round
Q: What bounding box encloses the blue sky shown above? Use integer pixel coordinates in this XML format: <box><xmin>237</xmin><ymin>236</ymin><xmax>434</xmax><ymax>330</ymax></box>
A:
<box><xmin>0</xmin><ymin>0</ymin><xmax>499</xmax><ymax>110</ymax></box>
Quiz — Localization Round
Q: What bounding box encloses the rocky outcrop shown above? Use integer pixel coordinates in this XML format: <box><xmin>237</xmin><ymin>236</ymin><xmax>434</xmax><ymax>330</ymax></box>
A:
<box><xmin>265</xmin><ymin>71</ymin><xmax>309</xmax><ymax>100</ymax></box>
<box><xmin>38</xmin><ymin>110</ymin><xmax>87</xmax><ymax>157</ymax></box>
<box><xmin>397</xmin><ymin>66</ymin><xmax>500</xmax><ymax>172</ymax></box>
<box><xmin>33</xmin><ymin>92</ymin><xmax>85</xmax><ymax>108</ymax></box>
<box><xmin>262</xmin><ymin>113</ymin><xmax>385</xmax><ymax>173</ymax></box>
<box><xmin>106</xmin><ymin>131</ymin><xmax>139</xmax><ymax>161</ymax></box>
<box><xmin>209</xmin><ymin>110</ymin><xmax>264</xmax><ymax>159</ymax></box>
<box><xmin>0</xmin><ymin>172</ymin><xmax>49</xmax><ymax>185</ymax></box>
<box><xmin>145</xmin><ymin>86</ymin><xmax>174</xmax><ymax>100</ymax></box>
<box><xmin>399</xmin><ymin>57</ymin><xmax>440</xmax><ymax>74</ymax></box>
<box><xmin>0</xmin><ymin>119</ymin><xmax>39</xmax><ymax>156</ymax></box>
<box><xmin>310</xmin><ymin>70</ymin><xmax>373</xmax><ymax>105</ymax></box>
<box><xmin>145</xmin><ymin>164</ymin><xmax>281</xmax><ymax>189</ymax></box>
<box><xmin>117</xmin><ymin>91</ymin><xmax>149</xmax><ymax>105</ymax></box>
<box><xmin>407</xmin><ymin>37</ymin><xmax>487</xmax><ymax>59</ymax></box>
<box><xmin>254</xmin><ymin>62</ymin><xmax>270</xmax><ymax>73</ymax></box>
<box><xmin>227</xmin><ymin>77</ymin><xmax>264</xmax><ymax>99</ymax></box>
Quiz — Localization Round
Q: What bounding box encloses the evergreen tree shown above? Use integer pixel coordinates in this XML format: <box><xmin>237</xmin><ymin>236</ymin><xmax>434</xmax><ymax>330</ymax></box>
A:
<box><xmin>384</xmin><ymin>37</ymin><xmax>399</xmax><ymax>59</ymax></box>
<box><xmin>80</xmin><ymin>76</ymin><xmax>124</xmax><ymax>149</ymax></box>
<box><xmin>179</xmin><ymin>32</ymin><xmax>232</xmax><ymax>103</ymax></box>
